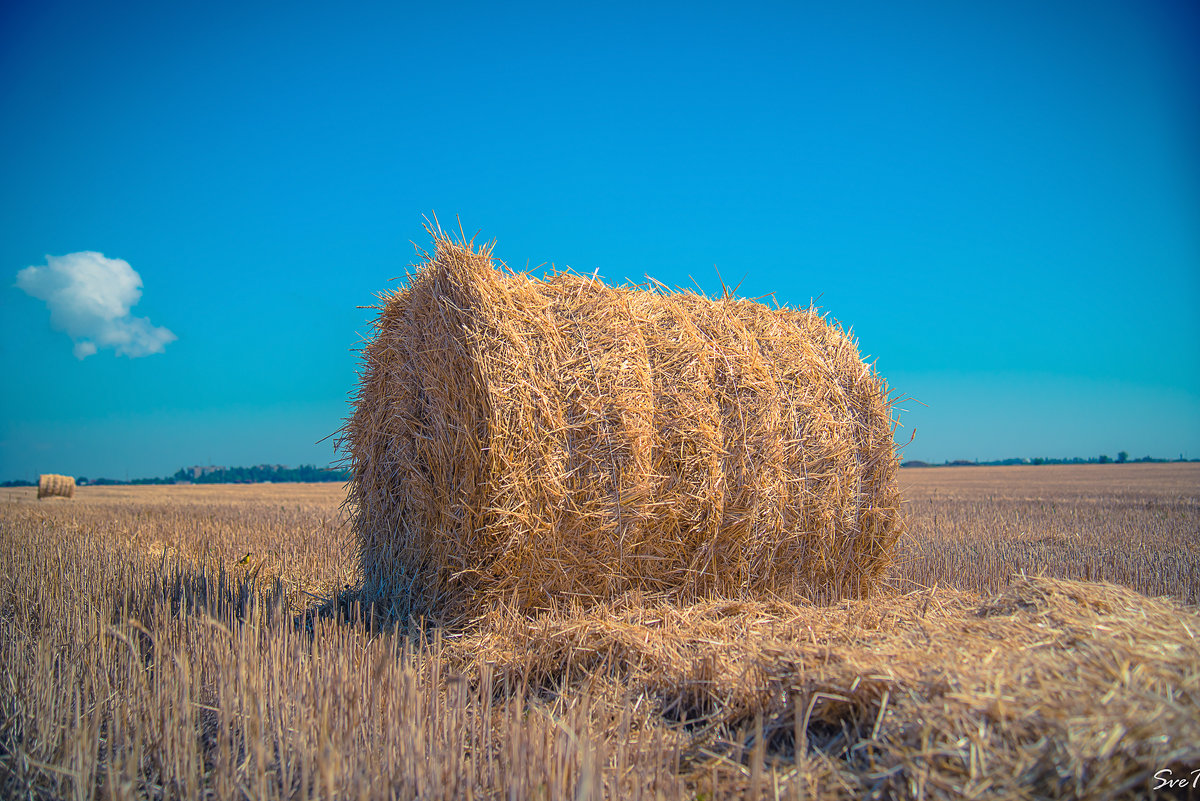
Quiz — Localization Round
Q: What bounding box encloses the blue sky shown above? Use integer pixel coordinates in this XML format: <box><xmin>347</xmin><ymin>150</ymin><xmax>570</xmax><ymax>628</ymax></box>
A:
<box><xmin>2</xmin><ymin>0</ymin><xmax>1198</xmax><ymax>479</ymax></box>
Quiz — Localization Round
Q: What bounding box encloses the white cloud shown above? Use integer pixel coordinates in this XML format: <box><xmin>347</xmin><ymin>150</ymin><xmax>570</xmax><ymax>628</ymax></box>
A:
<box><xmin>15</xmin><ymin>252</ymin><xmax>177</xmax><ymax>359</ymax></box>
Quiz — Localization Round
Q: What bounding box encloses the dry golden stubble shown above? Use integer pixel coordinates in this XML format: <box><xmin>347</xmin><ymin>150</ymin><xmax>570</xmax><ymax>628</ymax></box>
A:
<box><xmin>3</xmin><ymin>470</ymin><xmax>1197</xmax><ymax>800</ymax></box>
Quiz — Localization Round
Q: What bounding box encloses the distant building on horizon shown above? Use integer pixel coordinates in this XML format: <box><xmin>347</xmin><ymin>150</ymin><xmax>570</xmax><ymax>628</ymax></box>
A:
<box><xmin>188</xmin><ymin>465</ymin><xmax>223</xmax><ymax>480</ymax></box>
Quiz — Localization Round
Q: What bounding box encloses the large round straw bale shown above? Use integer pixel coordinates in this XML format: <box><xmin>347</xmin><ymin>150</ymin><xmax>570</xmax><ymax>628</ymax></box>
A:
<box><xmin>344</xmin><ymin>233</ymin><xmax>903</xmax><ymax>620</ymax></box>
<box><xmin>37</xmin><ymin>474</ymin><xmax>76</xmax><ymax>500</ymax></box>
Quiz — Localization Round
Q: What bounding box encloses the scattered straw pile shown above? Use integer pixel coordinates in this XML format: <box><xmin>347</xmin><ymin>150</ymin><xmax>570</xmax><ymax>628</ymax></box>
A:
<box><xmin>455</xmin><ymin>576</ymin><xmax>1200</xmax><ymax>798</ymax></box>
<box><xmin>345</xmin><ymin>231</ymin><xmax>902</xmax><ymax>620</ymax></box>
<box><xmin>37</xmin><ymin>474</ymin><xmax>75</xmax><ymax>500</ymax></box>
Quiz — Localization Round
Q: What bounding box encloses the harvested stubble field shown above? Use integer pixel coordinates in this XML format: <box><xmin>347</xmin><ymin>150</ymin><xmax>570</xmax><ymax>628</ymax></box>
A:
<box><xmin>1</xmin><ymin>464</ymin><xmax>1197</xmax><ymax>800</ymax></box>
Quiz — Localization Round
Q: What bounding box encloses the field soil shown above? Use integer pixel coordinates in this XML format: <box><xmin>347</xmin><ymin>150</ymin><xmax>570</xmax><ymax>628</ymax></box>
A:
<box><xmin>2</xmin><ymin>465</ymin><xmax>1198</xmax><ymax>799</ymax></box>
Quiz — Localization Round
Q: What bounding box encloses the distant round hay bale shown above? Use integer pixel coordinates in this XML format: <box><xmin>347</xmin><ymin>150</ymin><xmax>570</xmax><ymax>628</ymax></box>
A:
<box><xmin>37</xmin><ymin>474</ymin><xmax>76</xmax><ymax>500</ymax></box>
<box><xmin>344</xmin><ymin>232</ymin><xmax>903</xmax><ymax>621</ymax></box>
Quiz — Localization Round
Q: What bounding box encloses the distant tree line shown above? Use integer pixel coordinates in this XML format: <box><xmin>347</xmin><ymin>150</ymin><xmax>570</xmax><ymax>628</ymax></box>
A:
<box><xmin>169</xmin><ymin>464</ymin><xmax>349</xmax><ymax>484</ymax></box>
<box><xmin>5</xmin><ymin>454</ymin><xmax>1195</xmax><ymax>486</ymax></box>
<box><xmin>1</xmin><ymin>464</ymin><xmax>349</xmax><ymax>487</ymax></box>
<box><xmin>901</xmin><ymin>452</ymin><xmax>1195</xmax><ymax>468</ymax></box>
